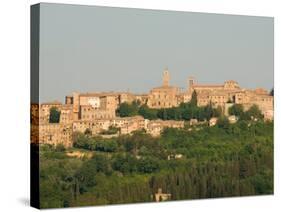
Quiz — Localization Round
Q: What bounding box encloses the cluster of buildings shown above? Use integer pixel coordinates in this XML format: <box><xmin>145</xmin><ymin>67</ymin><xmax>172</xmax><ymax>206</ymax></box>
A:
<box><xmin>31</xmin><ymin>68</ymin><xmax>274</xmax><ymax>147</ymax></box>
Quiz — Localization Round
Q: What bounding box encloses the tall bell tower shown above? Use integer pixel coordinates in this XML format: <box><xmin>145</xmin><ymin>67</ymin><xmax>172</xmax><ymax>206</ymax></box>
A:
<box><xmin>162</xmin><ymin>68</ymin><xmax>170</xmax><ymax>87</ymax></box>
<box><xmin>188</xmin><ymin>76</ymin><xmax>195</xmax><ymax>90</ymax></box>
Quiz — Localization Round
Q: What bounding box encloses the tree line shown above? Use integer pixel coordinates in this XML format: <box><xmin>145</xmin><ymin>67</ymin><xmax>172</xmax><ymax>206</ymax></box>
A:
<box><xmin>39</xmin><ymin>120</ymin><xmax>273</xmax><ymax>208</ymax></box>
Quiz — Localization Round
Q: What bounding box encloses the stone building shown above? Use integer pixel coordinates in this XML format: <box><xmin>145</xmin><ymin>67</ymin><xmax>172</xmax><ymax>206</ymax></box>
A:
<box><xmin>113</xmin><ymin>116</ymin><xmax>147</xmax><ymax>135</ymax></box>
<box><xmin>188</xmin><ymin>78</ymin><xmax>240</xmax><ymax>108</ymax></box>
<box><xmin>80</xmin><ymin>105</ymin><xmax>115</xmax><ymax>120</ymax></box>
<box><xmin>69</xmin><ymin>92</ymin><xmax>120</xmax><ymax>120</ymax></box>
<box><xmin>39</xmin><ymin>123</ymin><xmax>72</xmax><ymax>147</ymax></box>
<box><xmin>72</xmin><ymin>116</ymin><xmax>184</xmax><ymax>137</ymax></box>
<box><xmin>73</xmin><ymin>119</ymin><xmax>111</xmax><ymax>135</ymax></box>
<box><xmin>39</xmin><ymin>101</ymin><xmax>62</xmax><ymax>124</ymax></box>
<box><xmin>72</xmin><ymin>116</ymin><xmax>147</xmax><ymax>136</ymax></box>
<box><xmin>234</xmin><ymin>89</ymin><xmax>273</xmax><ymax>113</ymax></box>
<box><xmin>188</xmin><ymin>77</ymin><xmax>273</xmax><ymax>117</ymax></box>
<box><xmin>147</xmin><ymin>68</ymin><xmax>181</xmax><ymax>109</ymax></box>
<box><xmin>60</xmin><ymin>104</ymin><xmax>73</xmax><ymax>124</ymax></box>
<box><xmin>147</xmin><ymin>119</ymin><xmax>184</xmax><ymax>137</ymax></box>
<box><xmin>119</xmin><ymin>92</ymin><xmax>137</xmax><ymax>104</ymax></box>
<box><xmin>36</xmin><ymin>101</ymin><xmax>74</xmax><ymax>147</ymax></box>
<box><xmin>134</xmin><ymin>94</ymin><xmax>149</xmax><ymax>105</ymax></box>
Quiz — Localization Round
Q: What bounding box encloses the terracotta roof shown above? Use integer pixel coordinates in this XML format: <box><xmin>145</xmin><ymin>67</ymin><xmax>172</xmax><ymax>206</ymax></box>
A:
<box><xmin>41</xmin><ymin>101</ymin><xmax>62</xmax><ymax>105</ymax></box>
<box><xmin>151</xmin><ymin>85</ymin><xmax>179</xmax><ymax>91</ymax></box>
<box><xmin>79</xmin><ymin>92</ymin><xmax>117</xmax><ymax>97</ymax></box>
<box><xmin>254</xmin><ymin>88</ymin><xmax>268</xmax><ymax>94</ymax></box>
<box><xmin>61</xmin><ymin>105</ymin><xmax>73</xmax><ymax>109</ymax></box>
<box><xmin>114</xmin><ymin>115</ymin><xmax>144</xmax><ymax>121</ymax></box>
<box><xmin>225</xmin><ymin>80</ymin><xmax>238</xmax><ymax>84</ymax></box>
<box><xmin>193</xmin><ymin>84</ymin><xmax>224</xmax><ymax>88</ymax></box>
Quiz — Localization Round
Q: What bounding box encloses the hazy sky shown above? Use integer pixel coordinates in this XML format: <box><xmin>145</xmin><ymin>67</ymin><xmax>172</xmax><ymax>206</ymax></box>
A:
<box><xmin>39</xmin><ymin>3</ymin><xmax>274</xmax><ymax>102</ymax></box>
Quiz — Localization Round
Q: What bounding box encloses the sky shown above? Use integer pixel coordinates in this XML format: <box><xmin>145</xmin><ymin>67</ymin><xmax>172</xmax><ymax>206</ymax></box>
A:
<box><xmin>39</xmin><ymin>3</ymin><xmax>274</xmax><ymax>102</ymax></box>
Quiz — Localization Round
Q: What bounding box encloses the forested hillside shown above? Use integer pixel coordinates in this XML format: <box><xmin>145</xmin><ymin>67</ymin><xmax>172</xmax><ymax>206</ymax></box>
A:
<box><xmin>39</xmin><ymin>121</ymin><xmax>273</xmax><ymax>208</ymax></box>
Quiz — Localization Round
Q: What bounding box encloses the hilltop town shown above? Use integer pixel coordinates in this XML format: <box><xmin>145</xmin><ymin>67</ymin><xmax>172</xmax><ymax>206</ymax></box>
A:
<box><xmin>31</xmin><ymin>68</ymin><xmax>274</xmax><ymax>147</ymax></box>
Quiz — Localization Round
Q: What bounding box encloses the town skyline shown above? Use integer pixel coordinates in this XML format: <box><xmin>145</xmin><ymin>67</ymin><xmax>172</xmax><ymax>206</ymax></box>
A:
<box><xmin>40</xmin><ymin>70</ymin><xmax>274</xmax><ymax>103</ymax></box>
<box><xmin>32</xmin><ymin>68</ymin><xmax>274</xmax><ymax>148</ymax></box>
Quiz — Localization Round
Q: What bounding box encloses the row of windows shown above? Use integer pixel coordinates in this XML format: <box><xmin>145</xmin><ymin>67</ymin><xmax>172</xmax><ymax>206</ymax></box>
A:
<box><xmin>151</xmin><ymin>101</ymin><xmax>174</xmax><ymax>107</ymax></box>
<box><xmin>153</xmin><ymin>94</ymin><xmax>170</xmax><ymax>99</ymax></box>
<box><xmin>82</xmin><ymin>114</ymin><xmax>114</xmax><ymax>119</ymax></box>
<box><xmin>211</xmin><ymin>96</ymin><xmax>226</xmax><ymax>99</ymax></box>
<box><xmin>73</xmin><ymin>122</ymin><xmax>109</xmax><ymax>130</ymax></box>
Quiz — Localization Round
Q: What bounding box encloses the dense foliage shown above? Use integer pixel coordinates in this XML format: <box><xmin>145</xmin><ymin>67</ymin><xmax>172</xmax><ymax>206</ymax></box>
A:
<box><xmin>49</xmin><ymin>107</ymin><xmax>61</xmax><ymax>123</ymax></box>
<box><xmin>40</xmin><ymin>120</ymin><xmax>273</xmax><ymax>208</ymax></box>
<box><xmin>228</xmin><ymin>104</ymin><xmax>263</xmax><ymax>121</ymax></box>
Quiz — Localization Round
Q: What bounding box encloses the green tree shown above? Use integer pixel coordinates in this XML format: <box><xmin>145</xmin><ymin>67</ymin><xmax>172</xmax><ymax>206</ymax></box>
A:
<box><xmin>213</xmin><ymin>106</ymin><xmax>223</xmax><ymax>117</ymax></box>
<box><xmin>117</xmin><ymin>102</ymin><xmax>139</xmax><ymax>117</ymax></box>
<box><xmin>75</xmin><ymin>159</ymin><xmax>98</xmax><ymax>193</ymax></box>
<box><xmin>92</xmin><ymin>154</ymin><xmax>111</xmax><ymax>174</ymax></box>
<box><xmin>55</xmin><ymin>143</ymin><xmax>65</xmax><ymax>152</ymax></box>
<box><xmin>100</xmin><ymin>126</ymin><xmax>120</xmax><ymax>135</ymax></box>
<box><xmin>190</xmin><ymin>90</ymin><xmax>198</xmax><ymax>107</ymax></box>
<box><xmin>73</xmin><ymin>132</ymin><xmax>92</xmax><ymax>149</ymax></box>
<box><xmin>138</xmin><ymin>105</ymin><xmax>158</xmax><ymax>119</ymax></box>
<box><xmin>217</xmin><ymin>116</ymin><xmax>230</xmax><ymax>129</ymax></box>
<box><xmin>49</xmin><ymin>107</ymin><xmax>61</xmax><ymax>123</ymax></box>
<box><xmin>245</xmin><ymin>104</ymin><xmax>263</xmax><ymax>120</ymax></box>
<box><xmin>112</xmin><ymin>153</ymin><xmax>138</xmax><ymax>173</ymax></box>
<box><xmin>229</xmin><ymin>104</ymin><xmax>244</xmax><ymax>117</ymax></box>
<box><xmin>137</xmin><ymin>157</ymin><xmax>160</xmax><ymax>173</ymax></box>
<box><xmin>158</xmin><ymin>109</ymin><xmax>168</xmax><ymax>120</ymax></box>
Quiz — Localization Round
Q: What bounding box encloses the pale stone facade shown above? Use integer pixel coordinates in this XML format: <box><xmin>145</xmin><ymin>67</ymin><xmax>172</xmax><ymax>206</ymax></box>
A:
<box><xmin>147</xmin><ymin>68</ymin><xmax>181</xmax><ymax>109</ymax></box>
<box><xmin>60</xmin><ymin>104</ymin><xmax>73</xmax><ymax>124</ymax></box>
<box><xmin>73</xmin><ymin>119</ymin><xmax>111</xmax><ymax>135</ymax></box>
<box><xmin>34</xmin><ymin>101</ymin><xmax>73</xmax><ymax>147</ymax></box>
<box><xmin>80</xmin><ymin>105</ymin><xmax>115</xmax><ymax>120</ymax></box>
<box><xmin>147</xmin><ymin>86</ymin><xmax>181</xmax><ymax>109</ymax></box>
<box><xmin>72</xmin><ymin>116</ymin><xmax>147</xmax><ymax>136</ymax></box>
<box><xmin>134</xmin><ymin>94</ymin><xmax>149</xmax><ymax>105</ymax></box>
<box><xmin>147</xmin><ymin>120</ymin><xmax>184</xmax><ymax>137</ymax></box>
<box><xmin>38</xmin><ymin>123</ymin><xmax>72</xmax><ymax>147</ymax></box>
